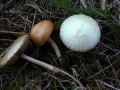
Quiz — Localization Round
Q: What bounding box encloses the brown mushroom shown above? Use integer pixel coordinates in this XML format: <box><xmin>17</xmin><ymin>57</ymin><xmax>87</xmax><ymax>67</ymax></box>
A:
<box><xmin>0</xmin><ymin>35</ymin><xmax>29</xmax><ymax>67</ymax></box>
<box><xmin>30</xmin><ymin>20</ymin><xmax>63</xmax><ymax>65</ymax></box>
<box><xmin>30</xmin><ymin>20</ymin><xmax>54</xmax><ymax>47</ymax></box>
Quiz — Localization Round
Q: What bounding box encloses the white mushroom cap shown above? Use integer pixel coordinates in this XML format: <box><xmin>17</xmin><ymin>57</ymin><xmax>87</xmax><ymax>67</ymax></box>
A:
<box><xmin>60</xmin><ymin>14</ymin><xmax>101</xmax><ymax>52</ymax></box>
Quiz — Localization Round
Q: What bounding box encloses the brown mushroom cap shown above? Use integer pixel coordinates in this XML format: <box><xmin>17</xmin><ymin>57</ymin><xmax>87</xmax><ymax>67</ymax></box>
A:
<box><xmin>0</xmin><ymin>35</ymin><xmax>30</xmax><ymax>67</ymax></box>
<box><xmin>30</xmin><ymin>20</ymin><xmax>54</xmax><ymax>47</ymax></box>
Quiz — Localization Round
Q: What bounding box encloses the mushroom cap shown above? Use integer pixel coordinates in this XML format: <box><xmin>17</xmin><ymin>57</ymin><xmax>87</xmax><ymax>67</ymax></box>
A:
<box><xmin>30</xmin><ymin>20</ymin><xmax>54</xmax><ymax>47</ymax></box>
<box><xmin>0</xmin><ymin>35</ymin><xmax>30</xmax><ymax>67</ymax></box>
<box><xmin>60</xmin><ymin>14</ymin><xmax>101</xmax><ymax>52</ymax></box>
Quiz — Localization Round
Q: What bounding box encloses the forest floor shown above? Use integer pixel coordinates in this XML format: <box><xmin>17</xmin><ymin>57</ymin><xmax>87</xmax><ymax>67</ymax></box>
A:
<box><xmin>0</xmin><ymin>0</ymin><xmax>120</xmax><ymax>90</ymax></box>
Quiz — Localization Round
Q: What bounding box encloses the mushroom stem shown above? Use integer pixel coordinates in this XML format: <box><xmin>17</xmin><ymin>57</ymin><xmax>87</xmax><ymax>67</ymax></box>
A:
<box><xmin>47</xmin><ymin>37</ymin><xmax>69</xmax><ymax>68</ymax></box>
<box><xmin>47</xmin><ymin>37</ymin><xmax>61</xmax><ymax>58</ymax></box>
<box><xmin>47</xmin><ymin>37</ymin><xmax>61</xmax><ymax>57</ymax></box>
<box><xmin>21</xmin><ymin>54</ymin><xmax>85</xmax><ymax>89</ymax></box>
<box><xmin>21</xmin><ymin>54</ymin><xmax>59</xmax><ymax>72</ymax></box>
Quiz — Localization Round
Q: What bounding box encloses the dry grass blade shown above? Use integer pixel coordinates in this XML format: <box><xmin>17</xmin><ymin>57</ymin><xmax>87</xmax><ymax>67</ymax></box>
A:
<box><xmin>0</xmin><ymin>31</ymin><xmax>26</xmax><ymax>34</ymax></box>
<box><xmin>87</xmin><ymin>59</ymin><xmax>120</xmax><ymax>79</ymax></box>
<box><xmin>96</xmin><ymin>80</ymin><xmax>120</xmax><ymax>90</ymax></box>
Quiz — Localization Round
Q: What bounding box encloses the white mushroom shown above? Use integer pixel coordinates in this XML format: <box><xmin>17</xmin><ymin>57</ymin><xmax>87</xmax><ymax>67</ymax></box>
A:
<box><xmin>60</xmin><ymin>14</ymin><xmax>101</xmax><ymax>52</ymax></box>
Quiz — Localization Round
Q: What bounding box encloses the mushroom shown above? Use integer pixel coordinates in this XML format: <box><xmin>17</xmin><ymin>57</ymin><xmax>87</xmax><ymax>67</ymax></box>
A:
<box><xmin>60</xmin><ymin>14</ymin><xmax>101</xmax><ymax>52</ymax></box>
<box><xmin>30</xmin><ymin>20</ymin><xmax>66</xmax><ymax>67</ymax></box>
<box><xmin>0</xmin><ymin>35</ymin><xmax>29</xmax><ymax>67</ymax></box>
<box><xmin>30</xmin><ymin>20</ymin><xmax>61</xmax><ymax>57</ymax></box>
<box><xmin>0</xmin><ymin>35</ymin><xmax>84</xmax><ymax>88</ymax></box>
<box><xmin>30</xmin><ymin>20</ymin><xmax>54</xmax><ymax>47</ymax></box>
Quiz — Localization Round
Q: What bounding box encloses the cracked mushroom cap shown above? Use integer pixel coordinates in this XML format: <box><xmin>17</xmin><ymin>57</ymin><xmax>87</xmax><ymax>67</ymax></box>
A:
<box><xmin>30</xmin><ymin>20</ymin><xmax>54</xmax><ymax>47</ymax></box>
<box><xmin>60</xmin><ymin>14</ymin><xmax>101</xmax><ymax>52</ymax></box>
<box><xmin>0</xmin><ymin>35</ymin><xmax>30</xmax><ymax>67</ymax></box>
